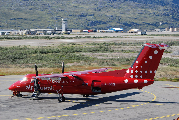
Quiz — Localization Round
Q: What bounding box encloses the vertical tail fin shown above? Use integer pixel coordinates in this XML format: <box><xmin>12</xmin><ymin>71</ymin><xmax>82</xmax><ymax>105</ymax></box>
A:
<box><xmin>124</xmin><ymin>43</ymin><xmax>169</xmax><ymax>80</ymax></box>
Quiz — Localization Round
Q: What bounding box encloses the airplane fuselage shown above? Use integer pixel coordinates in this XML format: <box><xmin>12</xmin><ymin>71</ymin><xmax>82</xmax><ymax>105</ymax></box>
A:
<box><xmin>9</xmin><ymin>72</ymin><xmax>154</xmax><ymax>95</ymax></box>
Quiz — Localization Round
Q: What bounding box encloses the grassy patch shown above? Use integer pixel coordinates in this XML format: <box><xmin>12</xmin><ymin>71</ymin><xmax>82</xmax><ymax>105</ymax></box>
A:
<box><xmin>0</xmin><ymin>41</ymin><xmax>178</xmax><ymax>81</ymax></box>
<box><xmin>155</xmin><ymin>78</ymin><xmax>179</xmax><ymax>82</ymax></box>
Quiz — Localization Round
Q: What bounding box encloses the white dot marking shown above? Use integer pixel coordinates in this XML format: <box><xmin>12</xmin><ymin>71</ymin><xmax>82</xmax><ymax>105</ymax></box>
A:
<box><xmin>134</xmin><ymin>80</ymin><xmax>138</xmax><ymax>83</ymax></box>
<box><xmin>130</xmin><ymin>75</ymin><xmax>133</xmax><ymax>78</ymax></box>
<box><xmin>135</xmin><ymin>75</ymin><xmax>138</xmax><ymax>78</ymax></box>
<box><xmin>124</xmin><ymin>79</ymin><xmax>128</xmax><ymax>83</ymax></box>
<box><xmin>144</xmin><ymin>80</ymin><xmax>148</xmax><ymax>83</ymax></box>
<box><xmin>154</xmin><ymin>50</ymin><xmax>158</xmax><ymax>54</ymax></box>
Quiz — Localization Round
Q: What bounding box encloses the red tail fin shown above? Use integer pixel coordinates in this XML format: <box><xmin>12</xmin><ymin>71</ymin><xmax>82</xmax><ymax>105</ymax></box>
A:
<box><xmin>124</xmin><ymin>43</ymin><xmax>169</xmax><ymax>80</ymax></box>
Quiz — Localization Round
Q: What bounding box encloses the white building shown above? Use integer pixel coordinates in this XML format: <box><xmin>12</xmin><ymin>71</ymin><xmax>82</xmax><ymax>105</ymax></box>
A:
<box><xmin>62</xmin><ymin>18</ymin><xmax>67</xmax><ymax>33</ymax></box>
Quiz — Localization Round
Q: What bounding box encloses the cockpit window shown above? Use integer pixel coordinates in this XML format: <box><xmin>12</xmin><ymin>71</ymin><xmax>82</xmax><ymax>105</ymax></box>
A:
<box><xmin>21</xmin><ymin>77</ymin><xmax>27</xmax><ymax>82</ymax></box>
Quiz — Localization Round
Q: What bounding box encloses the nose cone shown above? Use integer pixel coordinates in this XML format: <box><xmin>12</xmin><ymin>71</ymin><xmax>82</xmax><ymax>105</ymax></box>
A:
<box><xmin>8</xmin><ymin>80</ymin><xmax>21</xmax><ymax>91</ymax></box>
<box><xmin>8</xmin><ymin>84</ymin><xmax>15</xmax><ymax>90</ymax></box>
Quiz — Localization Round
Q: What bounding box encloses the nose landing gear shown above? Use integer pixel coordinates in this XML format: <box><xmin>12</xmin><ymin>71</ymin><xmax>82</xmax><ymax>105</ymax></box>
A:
<box><xmin>12</xmin><ymin>91</ymin><xmax>22</xmax><ymax>97</ymax></box>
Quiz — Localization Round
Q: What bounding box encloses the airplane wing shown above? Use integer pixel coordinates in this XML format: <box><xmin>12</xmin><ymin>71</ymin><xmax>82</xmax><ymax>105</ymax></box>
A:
<box><xmin>33</xmin><ymin>68</ymin><xmax>111</xmax><ymax>79</ymax></box>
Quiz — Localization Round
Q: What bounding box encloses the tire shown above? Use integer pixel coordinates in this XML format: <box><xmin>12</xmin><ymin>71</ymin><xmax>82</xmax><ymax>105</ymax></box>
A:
<box><xmin>58</xmin><ymin>96</ymin><xmax>65</xmax><ymax>102</ymax></box>
<box><xmin>83</xmin><ymin>95</ymin><xmax>89</xmax><ymax>97</ymax></box>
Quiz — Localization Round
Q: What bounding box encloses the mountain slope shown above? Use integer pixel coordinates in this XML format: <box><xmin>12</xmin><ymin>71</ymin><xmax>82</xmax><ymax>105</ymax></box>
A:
<box><xmin>0</xmin><ymin>0</ymin><xmax>178</xmax><ymax>31</ymax></box>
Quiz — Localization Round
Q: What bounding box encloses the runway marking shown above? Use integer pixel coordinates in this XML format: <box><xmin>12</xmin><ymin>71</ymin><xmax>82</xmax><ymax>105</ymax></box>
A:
<box><xmin>145</xmin><ymin>113</ymin><xmax>179</xmax><ymax>120</ymax></box>
<box><xmin>156</xmin><ymin>104</ymin><xmax>163</xmax><ymax>105</ymax></box>
<box><xmin>165</xmin><ymin>84</ymin><xmax>179</xmax><ymax>89</ymax></box>
<box><xmin>12</xmin><ymin>89</ymin><xmax>157</xmax><ymax>120</ymax></box>
<box><xmin>0</xmin><ymin>80</ymin><xmax>17</xmax><ymax>81</ymax></box>
<box><xmin>37</xmin><ymin>117</ymin><xmax>44</xmax><ymax>119</ymax></box>
<box><xmin>0</xmin><ymin>95</ymin><xmax>12</xmax><ymax>96</ymax></box>
<box><xmin>25</xmin><ymin>118</ymin><xmax>32</xmax><ymax>120</ymax></box>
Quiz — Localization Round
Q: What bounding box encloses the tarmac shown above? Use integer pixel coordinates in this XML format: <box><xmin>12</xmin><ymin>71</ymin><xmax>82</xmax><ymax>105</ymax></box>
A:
<box><xmin>0</xmin><ymin>33</ymin><xmax>179</xmax><ymax>120</ymax></box>
<box><xmin>0</xmin><ymin>75</ymin><xmax>179</xmax><ymax>120</ymax></box>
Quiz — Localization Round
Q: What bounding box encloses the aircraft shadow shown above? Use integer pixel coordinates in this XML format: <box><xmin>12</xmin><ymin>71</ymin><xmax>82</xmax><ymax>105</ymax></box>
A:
<box><xmin>21</xmin><ymin>92</ymin><xmax>178</xmax><ymax>110</ymax></box>
<box><xmin>64</xmin><ymin>92</ymin><xmax>178</xmax><ymax>110</ymax></box>
<box><xmin>64</xmin><ymin>92</ymin><xmax>141</xmax><ymax>110</ymax></box>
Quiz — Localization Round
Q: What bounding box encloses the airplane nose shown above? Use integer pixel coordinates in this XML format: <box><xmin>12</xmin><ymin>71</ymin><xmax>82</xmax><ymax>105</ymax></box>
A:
<box><xmin>8</xmin><ymin>84</ymin><xmax>15</xmax><ymax>90</ymax></box>
<box><xmin>9</xmin><ymin>80</ymin><xmax>22</xmax><ymax>91</ymax></box>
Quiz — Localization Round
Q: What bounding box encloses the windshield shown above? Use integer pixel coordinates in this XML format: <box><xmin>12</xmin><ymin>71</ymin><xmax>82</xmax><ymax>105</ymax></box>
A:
<box><xmin>20</xmin><ymin>77</ymin><xmax>27</xmax><ymax>82</ymax></box>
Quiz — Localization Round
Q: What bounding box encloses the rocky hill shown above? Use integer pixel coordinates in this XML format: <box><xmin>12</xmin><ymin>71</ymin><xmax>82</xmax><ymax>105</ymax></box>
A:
<box><xmin>0</xmin><ymin>0</ymin><xmax>178</xmax><ymax>31</ymax></box>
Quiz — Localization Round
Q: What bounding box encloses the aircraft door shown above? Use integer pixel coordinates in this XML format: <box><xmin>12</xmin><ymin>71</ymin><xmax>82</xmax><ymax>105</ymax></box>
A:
<box><xmin>91</xmin><ymin>80</ymin><xmax>101</xmax><ymax>93</ymax></box>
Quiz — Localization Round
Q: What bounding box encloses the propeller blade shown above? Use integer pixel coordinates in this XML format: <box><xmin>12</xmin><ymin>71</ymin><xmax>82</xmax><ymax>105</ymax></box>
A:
<box><xmin>35</xmin><ymin>64</ymin><xmax>38</xmax><ymax>76</ymax></box>
<box><xmin>62</xmin><ymin>61</ymin><xmax>64</xmax><ymax>73</ymax></box>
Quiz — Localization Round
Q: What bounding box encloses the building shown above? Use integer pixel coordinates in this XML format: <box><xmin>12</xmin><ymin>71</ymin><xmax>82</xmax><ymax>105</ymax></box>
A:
<box><xmin>0</xmin><ymin>29</ymin><xmax>19</xmax><ymax>35</ymax></box>
<box><xmin>138</xmin><ymin>31</ymin><xmax>147</xmax><ymax>35</ymax></box>
<box><xmin>97</xmin><ymin>30</ymin><xmax>114</xmax><ymax>33</ymax></box>
<box><xmin>109</xmin><ymin>28</ymin><xmax>123</xmax><ymax>32</ymax></box>
<box><xmin>128</xmin><ymin>29</ymin><xmax>139</xmax><ymax>33</ymax></box>
<box><xmin>62</xmin><ymin>18</ymin><xmax>67</xmax><ymax>33</ymax></box>
<box><xmin>72</xmin><ymin>29</ymin><xmax>82</xmax><ymax>33</ymax></box>
<box><xmin>170</xmin><ymin>28</ymin><xmax>174</xmax><ymax>32</ymax></box>
<box><xmin>174</xmin><ymin>28</ymin><xmax>178</xmax><ymax>32</ymax></box>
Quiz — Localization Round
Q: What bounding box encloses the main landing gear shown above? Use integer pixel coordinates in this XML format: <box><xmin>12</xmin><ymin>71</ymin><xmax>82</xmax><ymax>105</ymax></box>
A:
<box><xmin>83</xmin><ymin>95</ymin><xmax>89</xmax><ymax>97</ymax></box>
<box><xmin>31</xmin><ymin>90</ymin><xmax>40</xmax><ymax>98</ymax></box>
<box><xmin>58</xmin><ymin>94</ymin><xmax>65</xmax><ymax>102</ymax></box>
<box><xmin>57</xmin><ymin>86</ymin><xmax>65</xmax><ymax>102</ymax></box>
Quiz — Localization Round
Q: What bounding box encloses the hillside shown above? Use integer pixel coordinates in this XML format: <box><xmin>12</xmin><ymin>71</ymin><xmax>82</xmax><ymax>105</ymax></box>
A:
<box><xmin>0</xmin><ymin>0</ymin><xmax>178</xmax><ymax>31</ymax></box>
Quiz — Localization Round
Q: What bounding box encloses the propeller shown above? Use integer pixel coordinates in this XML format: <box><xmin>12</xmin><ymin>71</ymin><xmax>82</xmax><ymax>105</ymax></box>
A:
<box><xmin>35</xmin><ymin>64</ymin><xmax>38</xmax><ymax>76</ymax></box>
<box><xmin>62</xmin><ymin>61</ymin><xmax>64</xmax><ymax>73</ymax></box>
<box><xmin>34</xmin><ymin>64</ymin><xmax>39</xmax><ymax>93</ymax></box>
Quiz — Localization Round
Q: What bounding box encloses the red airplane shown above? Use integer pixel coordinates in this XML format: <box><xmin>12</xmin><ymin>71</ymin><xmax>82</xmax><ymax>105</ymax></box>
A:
<box><xmin>9</xmin><ymin>43</ymin><xmax>169</xmax><ymax>102</ymax></box>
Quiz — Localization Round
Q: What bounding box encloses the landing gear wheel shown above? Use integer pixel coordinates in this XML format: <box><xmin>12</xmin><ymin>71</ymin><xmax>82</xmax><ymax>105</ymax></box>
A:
<box><xmin>58</xmin><ymin>96</ymin><xmax>65</xmax><ymax>102</ymax></box>
<box><xmin>83</xmin><ymin>95</ymin><xmax>89</xmax><ymax>97</ymax></box>
<box><xmin>13</xmin><ymin>91</ymin><xmax>22</xmax><ymax>97</ymax></box>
